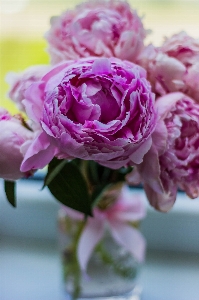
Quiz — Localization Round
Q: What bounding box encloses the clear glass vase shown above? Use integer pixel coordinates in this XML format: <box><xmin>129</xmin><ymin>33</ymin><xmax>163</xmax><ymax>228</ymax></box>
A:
<box><xmin>58</xmin><ymin>209</ymin><xmax>143</xmax><ymax>300</ymax></box>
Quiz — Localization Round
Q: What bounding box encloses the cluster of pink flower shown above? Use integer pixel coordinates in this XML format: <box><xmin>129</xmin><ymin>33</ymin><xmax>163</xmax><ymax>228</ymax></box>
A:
<box><xmin>1</xmin><ymin>0</ymin><xmax>199</xmax><ymax>212</ymax></box>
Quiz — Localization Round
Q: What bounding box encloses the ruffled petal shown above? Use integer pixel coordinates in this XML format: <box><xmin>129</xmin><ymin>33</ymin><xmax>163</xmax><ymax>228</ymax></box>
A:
<box><xmin>20</xmin><ymin>131</ymin><xmax>57</xmax><ymax>171</ymax></box>
<box><xmin>129</xmin><ymin>137</ymin><xmax>152</xmax><ymax>165</ymax></box>
<box><xmin>155</xmin><ymin>92</ymin><xmax>184</xmax><ymax>120</ymax></box>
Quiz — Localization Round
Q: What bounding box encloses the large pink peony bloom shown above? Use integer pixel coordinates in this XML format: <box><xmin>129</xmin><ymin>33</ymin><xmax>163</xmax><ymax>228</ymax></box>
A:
<box><xmin>137</xmin><ymin>32</ymin><xmax>199</xmax><ymax>101</ymax></box>
<box><xmin>128</xmin><ymin>92</ymin><xmax>199</xmax><ymax>212</ymax></box>
<box><xmin>45</xmin><ymin>0</ymin><xmax>146</xmax><ymax>64</ymax></box>
<box><xmin>6</xmin><ymin>65</ymin><xmax>50</xmax><ymax>111</ymax></box>
<box><xmin>0</xmin><ymin>108</ymin><xmax>34</xmax><ymax>181</ymax></box>
<box><xmin>20</xmin><ymin>57</ymin><xmax>157</xmax><ymax>172</ymax></box>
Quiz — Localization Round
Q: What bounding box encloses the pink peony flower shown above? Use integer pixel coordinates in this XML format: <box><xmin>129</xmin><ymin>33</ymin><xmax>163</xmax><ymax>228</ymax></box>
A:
<box><xmin>161</xmin><ymin>31</ymin><xmax>199</xmax><ymax>102</ymax></box>
<box><xmin>137</xmin><ymin>44</ymin><xmax>186</xmax><ymax>97</ymax></box>
<box><xmin>161</xmin><ymin>31</ymin><xmax>199</xmax><ymax>67</ymax></box>
<box><xmin>62</xmin><ymin>184</ymin><xmax>146</xmax><ymax>271</ymax></box>
<box><xmin>0</xmin><ymin>108</ymin><xmax>34</xmax><ymax>181</ymax></box>
<box><xmin>45</xmin><ymin>0</ymin><xmax>147</xmax><ymax>64</ymax></box>
<box><xmin>138</xmin><ymin>32</ymin><xmax>199</xmax><ymax>102</ymax></box>
<box><xmin>20</xmin><ymin>57</ymin><xmax>157</xmax><ymax>172</ymax></box>
<box><xmin>6</xmin><ymin>65</ymin><xmax>50</xmax><ymax>111</ymax></box>
<box><xmin>128</xmin><ymin>92</ymin><xmax>199</xmax><ymax>212</ymax></box>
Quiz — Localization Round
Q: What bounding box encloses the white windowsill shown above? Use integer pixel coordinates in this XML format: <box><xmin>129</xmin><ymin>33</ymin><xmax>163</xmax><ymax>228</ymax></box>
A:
<box><xmin>1</xmin><ymin>179</ymin><xmax>199</xmax><ymax>300</ymax></box>
<box><xmin>0</xmin><ymin>236</ymin><xmax>199</xmax><ymax>300</ymax></box>
<box><xmin>0</xmin><ymin>179</ymin><xmax>199</xmax><ymax>253</ymax></box>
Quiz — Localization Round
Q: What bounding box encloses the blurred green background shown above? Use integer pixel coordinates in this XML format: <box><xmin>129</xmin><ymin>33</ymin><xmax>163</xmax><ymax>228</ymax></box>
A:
<box><xmin>1</xmin><ymin>0</ymin><xmax>199</xmax><ymax>113</ymax></box>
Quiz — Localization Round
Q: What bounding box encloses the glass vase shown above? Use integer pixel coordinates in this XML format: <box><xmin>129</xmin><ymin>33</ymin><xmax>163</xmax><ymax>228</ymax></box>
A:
<box><xmin>58</xmin><ymin>209</ymin><xmax>143</xmax><ymax>300</ymax></box>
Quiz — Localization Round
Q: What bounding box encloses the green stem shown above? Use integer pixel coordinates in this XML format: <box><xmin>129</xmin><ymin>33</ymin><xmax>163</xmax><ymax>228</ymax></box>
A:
<box><xmin>62</xmin><ymin>219</ymin><xmax>86</xmax><ymax>300</ymax></box>
<box><xmin>95</xmin><ymin>242</ymin><xmax>138</xmax><ymax>280</ymax></box>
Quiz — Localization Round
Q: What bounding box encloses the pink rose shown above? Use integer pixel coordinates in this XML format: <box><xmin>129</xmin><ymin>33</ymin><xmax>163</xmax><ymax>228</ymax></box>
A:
<box><xmin>128</xmin><ymin>92</ymin><xmax>199</xmax><ymax>212</ymax></box>
<box><xmin>6</xmin><ymin>65</ymin><xmax>50</xmax><ymax>111</ymax></box>
<box><xmin>21</xmin><ymin>57</ymin><xmax>156</xmax><ymax>173</ymax></box>
<box><xmin>0</xmin><ymin>108</ymin><xmax>34</xmax><ymax>181</ymax></box>
<box><xmin>45</xmin><ymin>0</ymin><xmax>146</xmax><ymax>64</ymax></box>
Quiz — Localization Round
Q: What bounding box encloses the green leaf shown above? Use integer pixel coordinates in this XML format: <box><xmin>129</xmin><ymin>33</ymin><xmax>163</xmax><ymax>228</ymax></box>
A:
<box><xmin>4</xmin><ymin>180</ymin><xmax>16</xmax><ymax>207</ymax></box>
<box><xmin>43</xmin><ymin>158</ymin><xmax>67</xmax><ymax>189</ymax></box>
<box><xmin>91</xmin><ymin>183</ymin><xmax>112</xmax><ymax>208</ymax></box>
<box><xmin>46</xmin><ymin>160</ymin><xmax>92</xmax><ymax>216</ymax></box>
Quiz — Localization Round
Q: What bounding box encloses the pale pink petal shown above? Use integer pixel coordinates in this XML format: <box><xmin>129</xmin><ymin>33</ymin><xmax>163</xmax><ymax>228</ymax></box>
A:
<box><xmin>154</xmin><ymin>54</ymin><xmax>186</xmax><ymax>92</ymax></box>
<box><xmin>0</xmin><ymin>111</ymin><xmax>34</xmax><ymax>180</ymax></box>
<box><xmin>144</xmin><ymin>183</ymin><xmax>177</xmax><ymax>212</ymax></box>
<box><xmin>110</xmin><ymin>185</ymin><xmax>146</xmax><ymax>222</ymax></box>
<box><xmin>23</xmin><ymin>82</ymin><xmax>45</xmax><ymax>123</ymax></box>
<box><xmin>126</xmin><ymin>168</ymin><xmax>142</xmax><ymax>185</ymax></box>
<box><xmin>43</xmin><ymin>62</ymin><xmax>73</xmax><ymax>91</ymax></box>
<box><xmin>155</xmin><ymin>92</ymin><xmax>184</xmax><ymax>120</ymax></box>
<box><xmin>109</xmin><ymin>221</ymin><xmax>146</xmax><ymax>263</ymax></box>
<box><xmin>152</xmin><ymin>119</ymin><xmax>167</xmax><ymax>155</ymax></box>
<box><xmin>60</xmin><ymin>206</ymin><xmax>85</xmax><ymax>221</ymax></box>
<box><xmin>20</xmin><ymin>131</ymin><xmax>57</xmax><ymax>172</ymax></box>
<box><xmin>92</xmin><ymin>58</ymin><xmax>111</xmax><ymax>74</ymax></box>
<box><xmin>137</xmin><ymin>144</ymin><xmax>163</xmax><ymax>194</ymax></box>
<box><xmin>129</xmin><ymin>137</ymin><xmax>152</xmax><ymax>164</ymax></box>
<box><xmin>6</xmin><ymin>65</ymin><xmax>50</xmax><ymax>111</ymax></box>
<box><xmin>77</xmin><ymin>219</ymin><xmax>104</xmax><ymax>272</ymax></box>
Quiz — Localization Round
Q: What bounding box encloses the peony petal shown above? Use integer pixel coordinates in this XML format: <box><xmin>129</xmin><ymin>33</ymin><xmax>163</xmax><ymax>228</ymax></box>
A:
<box><xmin>92</xmin><ymin>58</ymin><xmax>111</xmax><ymax>74</ymax></box>
<box><xmin>129</xmin><ymin>137</ymin><xmax>152</xmax><ymax>164</ymax></box>
<box><xmin>155</xmin><ymin>92</ymin><xmax>184</xmax><ymax>120</ymax></box>
<box><xmin>23</xmin><ymin>82</ymin><xmax>45</xmax><ymax>123</ymax></box>
<box><xmin>109</xmin><ymin>221</ymin><xmax>146</xmax><ymax>263</ymax></box>
<box><xmin>20</xmin><ymin>131</ymin><xmax>57</xmax><ymax>171</ymax></box>
<box><xmin>42</xmin><ymin>61</ymin><xmax>72</xmax><ymax>90</ymax></box>
<box><xmin>77</xmin><ymin>218</ymin><xmax>104</xmax><ymax>272</ymax></box>
<box><xmin>112</xmin><ymin>186</ymin><xmax>146</xmax><ymax>222</ymax></box>
<box><xmin>59</xmin><ymin>132</ymin><xmax>89</xmax><ymax>159</ymax></box>
<box><xmin>126</xmin><ymin>168</ymin><xmax>142</xmax><ymax>185</ymax></box>
<box><xmin>137</xmin><ymin>144</ymin><xmax>164</xmax><ymax>194</ymax></box>
<box><xmin>152</xmin><ymin>119</ymin><xmax>168</xmax><ymax>155</ymax></box>
<box><xmin>144</xmin><ymin>182</ymin><xmax>177</xmax><ymax>212</ymax></box>
<box><xmin>155</xmin><ymin>54</ymin><xmax>186</xmax><ymax>93</ymax></box>
<box><xmin>0</xmin><ymin>113</ymin><xmax>34</xmax><ymax>180</ymax></box>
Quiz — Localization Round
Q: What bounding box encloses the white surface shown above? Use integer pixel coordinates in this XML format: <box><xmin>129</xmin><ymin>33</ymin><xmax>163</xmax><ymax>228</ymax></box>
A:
<box><xmin>1</xmin><ymin>179</ymin><xmax>199</xmax><ymax>300</ymax></box>
<box><xmin>0</xmin><ymin>236</ymin><xmax>199</xmax><ymax>300</ymax></box>
<box><xmin>1</xmin><ymin>179</ymin><xmax>199</xmax><ymax>253</ymax></box>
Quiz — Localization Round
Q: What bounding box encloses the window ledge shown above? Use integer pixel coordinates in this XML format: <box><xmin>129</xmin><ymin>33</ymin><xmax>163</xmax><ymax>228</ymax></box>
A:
<box><xmin>1</xmin><ymin>179</ymin><xmax>199</xmax><ymax>253</ymax></box>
